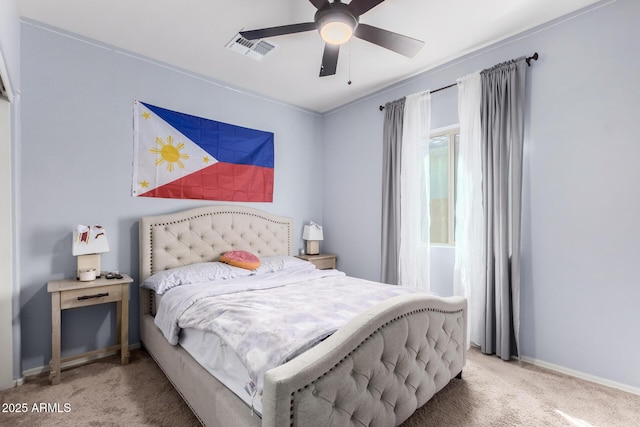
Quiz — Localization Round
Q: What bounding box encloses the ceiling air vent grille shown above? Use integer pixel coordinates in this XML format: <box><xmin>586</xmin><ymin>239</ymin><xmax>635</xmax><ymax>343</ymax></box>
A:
<box><xmin>225</xmin><ymin>33</ymin><xmax>276</xmax><ymax>61</ymax></box>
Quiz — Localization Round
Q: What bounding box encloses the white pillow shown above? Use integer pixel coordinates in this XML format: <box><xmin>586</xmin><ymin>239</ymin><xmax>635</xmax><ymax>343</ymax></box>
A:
<box><xmin>254</xmin><ymin>255</ymin><xmax>312</xmax><ymax>274</ymax></box>
<box><xmin>142</xmin><ymin>262</ymin><xmax>252</xmax><ymax>294</ymax></box>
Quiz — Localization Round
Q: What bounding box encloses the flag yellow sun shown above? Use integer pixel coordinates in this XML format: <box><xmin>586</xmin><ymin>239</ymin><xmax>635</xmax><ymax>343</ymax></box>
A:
<box><xmin>150</xmin><ymin>136</ymin><xmax>189</xmax><ymax>172</ymax></box>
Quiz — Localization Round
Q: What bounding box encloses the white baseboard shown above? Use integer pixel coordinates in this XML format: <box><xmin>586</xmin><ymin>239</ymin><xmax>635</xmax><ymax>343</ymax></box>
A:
<box><xmin>519</xmin><ymin>355</ymin><xmax>640</xmax><ymax>396</ymax></box>
<box><xmin>21</xmin><ymin>342</ymin><xmax>142</xmax><ymax>378</ymax></box>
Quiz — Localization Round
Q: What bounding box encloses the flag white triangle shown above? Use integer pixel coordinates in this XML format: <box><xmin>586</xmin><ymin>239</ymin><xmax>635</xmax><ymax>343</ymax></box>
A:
<box><xmin>132</xmin><ymin>101</ymin><xmax>218</xmax><ymax>196</ymax></box>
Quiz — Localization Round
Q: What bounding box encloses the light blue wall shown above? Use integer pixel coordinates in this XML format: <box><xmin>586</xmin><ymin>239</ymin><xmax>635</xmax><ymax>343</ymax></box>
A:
<box><xmin>19</xmin><ymin>22</ymin><xmax>324</xmax><ymax>371</ymax></box>
<box><xmin>323</xmin><ymin>0</ymin><xmax>640</xmax><ymax>389</ymax></box>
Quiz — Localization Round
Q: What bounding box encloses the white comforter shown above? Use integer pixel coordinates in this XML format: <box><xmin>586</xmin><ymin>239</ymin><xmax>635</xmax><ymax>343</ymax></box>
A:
<box><xmin>155</xmin><ymin>264</ymin><xmax>425</xmax><ymax>396</ymax></box>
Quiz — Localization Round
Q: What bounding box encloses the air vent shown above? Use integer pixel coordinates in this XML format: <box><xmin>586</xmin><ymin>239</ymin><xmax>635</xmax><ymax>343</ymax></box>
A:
<box><xmin>225</xmin><ymin>33</ymin><xmax>276</xmax><ymax>60</ymax></box>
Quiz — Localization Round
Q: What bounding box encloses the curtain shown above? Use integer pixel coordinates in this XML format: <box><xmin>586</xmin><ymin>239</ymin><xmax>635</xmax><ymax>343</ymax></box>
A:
<box><xmin>381</xmin><ymin>92</ymin><xmax>432</xmax><ymax>290</ymax></box>
<box><xmin>381</xmin><ymin>98</ymin><xmax>405</xmax><ymax>284</ymax></box>
<box><xmin>399</xmin><ymin>92</ymin><xmax>431</xmax><ymax>289</ymax></box>
<box><xmin>455</xmin><ymin>57</ymin><xmax>527</xmax><ymax>360</ymax></box>
<box><xmin>453</xmin><ymin>72</ymin><xmax>485</xmax><ymax>349</ymax></box>
<box><xmin>480</xmin><ymin>57</ymin><xmax>527</xmax><ymax>360</ymax></box>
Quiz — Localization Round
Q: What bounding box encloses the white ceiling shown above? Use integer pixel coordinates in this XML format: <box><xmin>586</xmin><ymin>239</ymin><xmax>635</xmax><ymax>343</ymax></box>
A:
<box><xmin>18</xmin><ymin>0</ymin><xmax>601</xmax><ymax>113</ymax></box>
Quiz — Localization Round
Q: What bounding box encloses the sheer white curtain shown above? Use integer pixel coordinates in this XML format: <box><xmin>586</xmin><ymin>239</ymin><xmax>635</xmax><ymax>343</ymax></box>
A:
<box><xmin>399</xmin><ymin>91</ymin><xmax>431</xmax><ymax>290</ymax></box>
<box><xmin>453</xmin><ymin>73</ymin><xmax>486</xmax><ymax>347</ymax></box>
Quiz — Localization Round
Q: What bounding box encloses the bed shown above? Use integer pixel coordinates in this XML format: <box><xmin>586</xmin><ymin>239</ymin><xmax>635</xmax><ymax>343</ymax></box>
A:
<box><xmin>139</xmin><ymin>205</ymin><xmax>467</xmax><ymax>426</ymax></box>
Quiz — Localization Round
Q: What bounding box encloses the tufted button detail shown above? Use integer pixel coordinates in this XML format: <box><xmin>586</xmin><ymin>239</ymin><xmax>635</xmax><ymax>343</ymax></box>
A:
<box><xmin>285</xmin><ymin>304</ymin><xmax>466</xmax><ymax>427</ymax></box>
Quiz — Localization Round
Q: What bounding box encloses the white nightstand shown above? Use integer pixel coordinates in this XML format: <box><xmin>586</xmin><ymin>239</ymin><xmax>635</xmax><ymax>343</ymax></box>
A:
<box><xmin>47</xmin><ymin>274</ymin><xmax>133</xmax><ymax>385</ymax></box>
<box><xmin>296</xmin><ymin>253</ymin><xmax>337</xmax><ymax>270</ymax></box>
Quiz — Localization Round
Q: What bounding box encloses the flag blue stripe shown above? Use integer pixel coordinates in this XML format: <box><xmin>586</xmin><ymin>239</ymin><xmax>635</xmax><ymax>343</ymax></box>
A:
<box><xmin>142</xmin><ymin>102</ymin><xmax>274</xmax><ymax>168</ymax></box>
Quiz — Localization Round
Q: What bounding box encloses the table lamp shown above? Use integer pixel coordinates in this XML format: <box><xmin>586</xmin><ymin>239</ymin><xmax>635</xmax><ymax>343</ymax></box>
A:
<box><xmin>302</xmin><ymin>222</ymin><xmax>323</xmax><ymax>255</ymax></box>
<box><xmin>72</xmin><ymin>224</ymin><xmax>109</xmax><ymax>280</ymax></box>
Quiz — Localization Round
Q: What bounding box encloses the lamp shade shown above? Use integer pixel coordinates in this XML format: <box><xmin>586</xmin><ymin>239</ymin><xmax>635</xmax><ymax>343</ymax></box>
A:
<box><xmin>72</xmin><ymin>225</ymin><xmax>109</xmax><ymax>255</ymax></box>
<box><xmin>303</xmin><ymin>222</ymin><xmax>323</xmax><ymax>241</ymax></box>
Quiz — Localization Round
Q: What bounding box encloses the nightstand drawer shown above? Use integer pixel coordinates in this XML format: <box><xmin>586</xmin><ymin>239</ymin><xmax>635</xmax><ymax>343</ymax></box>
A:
<box><xmin>296</xmin><ymin>253</ymin><xmax>337</xmax><ymax>270</ymax></box>
<box><xmin>313</xmin><ymin>257</ymin><xmax>336</xmax><ymax>270</ymax></box>
<box><xmin>60</xmin><ymin>284</ymin><xmax>122</xmax><ymax>309</ymax></box>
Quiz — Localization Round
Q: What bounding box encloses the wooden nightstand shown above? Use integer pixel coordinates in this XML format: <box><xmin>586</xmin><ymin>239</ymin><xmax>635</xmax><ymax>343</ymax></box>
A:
<box><xmin>47</xmin><ymin>274</ymin><xmax>133</xmax><ymax>385</ymax></box>
<box><xmin>296</xmin><ymin>253</ymin><xmax>337</xmax><ymax>270</ymax></box>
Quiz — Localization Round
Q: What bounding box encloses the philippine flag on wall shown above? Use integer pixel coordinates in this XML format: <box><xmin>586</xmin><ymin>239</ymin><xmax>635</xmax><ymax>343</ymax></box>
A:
<box><xmin>132</xmin><ymin>101</ymin><xmax>274</xmax><ymax>202</ymax></box>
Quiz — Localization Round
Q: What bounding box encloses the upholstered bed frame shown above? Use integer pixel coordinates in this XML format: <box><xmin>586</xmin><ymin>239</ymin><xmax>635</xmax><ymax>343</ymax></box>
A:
<box><xmin>139</xmin><ymin>205</ymin><xmax>467</xmax><ymax>426</ymax></box>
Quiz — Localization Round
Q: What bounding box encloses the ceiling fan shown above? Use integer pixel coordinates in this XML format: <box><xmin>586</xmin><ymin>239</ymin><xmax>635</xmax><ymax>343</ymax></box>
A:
<box><xmin>240</xmin><ymin>0</ymin><xmax>425</xmax><ymax>77</ymax></box>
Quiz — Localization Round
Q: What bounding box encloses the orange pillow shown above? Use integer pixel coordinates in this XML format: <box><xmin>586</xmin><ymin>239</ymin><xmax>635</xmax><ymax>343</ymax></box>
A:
<box><xmin>220</xmin><ymin>250</ymin><xmax>261</xmax><ymax>270</ymax></box>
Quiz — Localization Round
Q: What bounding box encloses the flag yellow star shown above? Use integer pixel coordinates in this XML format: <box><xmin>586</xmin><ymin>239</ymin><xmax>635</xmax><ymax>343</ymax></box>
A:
<box><xmin>142</xmin><ymin>111</ymin><xmax>151</xmax><ymax>120</ymax></box>
<box><xmin>140</xmin><ymin>180</ymin><xmax>149</xmax><ymax>188</ymax></box>
<box><xmin>203</xmin><ymin>156</ymin><xmax>210</xmax><ymax>163</ymax></box>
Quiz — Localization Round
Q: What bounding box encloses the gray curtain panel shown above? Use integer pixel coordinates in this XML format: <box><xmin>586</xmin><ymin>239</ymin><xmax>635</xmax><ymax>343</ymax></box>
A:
<box><xmin>480</xmin><ymin>58</ymin><xmax>527</xmax><ymax>360</ymax></box>
<box><xmin>381</xmin><ymin>97</ymin><xmax>405</xmax><ymax>285</ymax></box>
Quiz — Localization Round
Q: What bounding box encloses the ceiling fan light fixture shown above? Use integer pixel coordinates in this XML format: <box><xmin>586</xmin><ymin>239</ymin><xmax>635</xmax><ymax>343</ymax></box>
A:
<box><xmin>315</xmin><ymin>3</ymin><xmax>359</xmax><ymax>46</ymax></box>
<box><xmin>320</xmin><ymin>20</ymin><xmax>354</xmax><ymax>45</ymax></box>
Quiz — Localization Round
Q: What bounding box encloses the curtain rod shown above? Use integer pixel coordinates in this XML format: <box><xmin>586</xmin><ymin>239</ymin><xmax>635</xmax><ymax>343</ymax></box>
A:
<box><xmin>379</xmin><ymin>52</ymin><xmax>539</xmax><ymax>111</ymax></box>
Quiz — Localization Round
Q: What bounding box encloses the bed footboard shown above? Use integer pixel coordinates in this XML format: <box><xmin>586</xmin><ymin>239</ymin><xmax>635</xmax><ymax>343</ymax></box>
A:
<box><xmin>262</xmin><ymin>294</ymin><xmax>467</xmax><ymax>427</ymax></box>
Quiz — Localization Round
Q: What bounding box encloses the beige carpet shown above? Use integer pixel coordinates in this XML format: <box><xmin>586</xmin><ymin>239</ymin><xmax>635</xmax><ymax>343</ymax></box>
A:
<box><xmin>1</xmin><ymin>348</ymin><xmax>638</xmax><ymax>426</ymax></box>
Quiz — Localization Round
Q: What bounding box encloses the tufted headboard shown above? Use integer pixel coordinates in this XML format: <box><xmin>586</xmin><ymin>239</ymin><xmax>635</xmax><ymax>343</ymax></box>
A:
<box><xmin>139</xmin><ymin>205</ymin><xmax>293</xmax><ymax>283</ymax></box>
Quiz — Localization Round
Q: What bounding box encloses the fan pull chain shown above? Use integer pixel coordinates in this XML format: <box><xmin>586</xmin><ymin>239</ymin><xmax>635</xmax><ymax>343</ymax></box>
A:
<box><xmin>347</xmin><ymin>39</ymin><xmax>352</xmax><ymax>85</ymax></box>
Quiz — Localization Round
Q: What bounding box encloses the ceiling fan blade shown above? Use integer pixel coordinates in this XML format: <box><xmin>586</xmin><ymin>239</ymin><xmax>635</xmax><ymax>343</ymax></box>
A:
<box><xmin>354</xmin><ymin>23</ymin><xmax>424</xmax><ymax>58</ymax></box>
<box><xmin>308</xmin><ymin>0</ymin><xmax>331</xmax><ymax>10</ymax></box>
<box><xmin>240</xmin><ymin>22</ymin><xmax>316</xmax><ymax>40</ymax></box>
<box><xmin>319</xmin><ymin>43</ymin><xmax>340</xmax><ymax>77</ymax></box>
<box><xmin>348</xmin><ymin>0</ymin><xmax>385</xmax><ymax>16</ymax></box>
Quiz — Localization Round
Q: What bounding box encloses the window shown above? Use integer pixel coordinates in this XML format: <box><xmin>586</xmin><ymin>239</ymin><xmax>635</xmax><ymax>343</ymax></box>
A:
<box><xmin>427</xmin><ymin>127</ymin><xmax>459</xmax><ymax>245</ymax></box>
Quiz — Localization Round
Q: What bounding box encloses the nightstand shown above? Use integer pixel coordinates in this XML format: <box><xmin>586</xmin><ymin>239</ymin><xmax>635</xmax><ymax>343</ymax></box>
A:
<box><xmin>47</xmin><ymin>274</ymin><xmax>133</xmax><ymax>385</ymax></box>
<box><xmin>296</xmin><ymin>253</ymin><xmax>337</xmax><ymax>270</ymax></box>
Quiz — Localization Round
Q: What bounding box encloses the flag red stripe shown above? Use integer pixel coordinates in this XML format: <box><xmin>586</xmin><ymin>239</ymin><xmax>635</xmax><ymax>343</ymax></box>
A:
<box><xmin>139</xmin><ymin>162</ymin><xmax>274</xmax><ymax>202</ymax></box>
